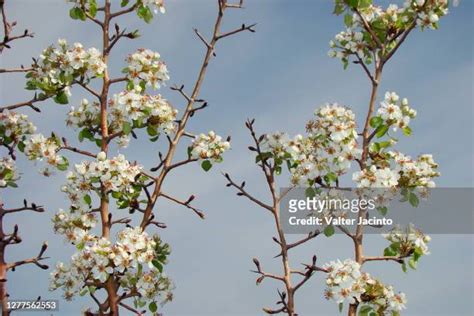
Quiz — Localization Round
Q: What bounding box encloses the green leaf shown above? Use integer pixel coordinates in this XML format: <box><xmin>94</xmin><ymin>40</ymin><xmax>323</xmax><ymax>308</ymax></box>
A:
<box><xmin>201</xmin><ymin>160</ymin><xmax>212</xmax><ymax>172</ymax></box>
<box><xmin>378</xmin><ymin>141</ymin><xmax>391</xmax><ymax>149</ymax></box>
<box><xmin>358</xmin><ymin>305</ymin><xmax>374</xmax><ymax>316</ymax></box>
<box><xmin>84</xmin><ymin>194</ymin><xmax>92</xmax><ymax>206</ymax></box>
<box><xmin>126</xmin><ymin>80</ymin><xmax>134</xmax><ymax>91</ymax></box>
<box><xmin>408</xmin><ymin>192</ymin><xmax>419</xmax><ymax>207</ymax></box>
<box><xmin>149</xmin><ymin>302</ymin><xmax>158</xmax><ymax>313</ymax></box>
<box><xmin>152</xmin><ymin>259</ymin><xmax>163</xmax><ymax>272</ymax></box>
<box><xmin>344</xmin><ymin>14</ymin><xmax>353</xmax><ymax>27</ymax></box>
<box><xmin>7</xmin><ymin>181</ymin><xmax>18</xmax><ymax>188</ymax></box>
<box><xmin>324</xmin><ymin>225</ymin><xmax>335</xmax><ymax>237</ymax></box>
<box><xmin>275</xmin><ymin>165</ymin><xmax>282</xmax><ymax>175</ymax></box>
<box><xmin>122</xmin><ymin>121</ymin><xmax>132</xmax><ymax>135</ymax></box>
<box><xmin>333</xmin><ymin>0</ymin><xmax>345</xmax><ymax>15</ymax></box>
<box><xmin>88</xmin><ymin>286</ymin><xmax>96</xmax><ymax>294</ymax></box>
<box><xmin>375</xmin><ymin>124</ymin><xmax>389</xmax><ymax>138</ymax></box>
<box><xmin>88</xmin><ymin>0</ymin><xmax>98</xmax><ymax>17</ymax></box>
<box><xmin>408</xmin><ymin>257</ymin><xmax>417</xmax><ymax>270</ymax></box>
<box><xmin>343</xmin><ymin>58</ymin><xmax>349</xmax><ymax>69</ymax></box>
<box><xmin>413</xmin><ymin>247</ymin><xmax>423</xmax><ymax>262</ymax></box>
<box><xmin>147</xmin><ymin>125</ymin><xmax>158</xmax><ymax>136</ymax></box>
<box><xmin>384</xmin><ymin>246</ymin><xmax>397</xmax><ymax>257</ymax></box>
<box><xmin>57</xmin><ymin>157</ymin><xmax>69</xmax><ymax>171</ymax></box>
<box><xmin>121</xmin><ymin>0</ymin><xmax>130</xmax><ymax>7</ymax></box>
<box><xmin>339</xmin><ymin>302</ymin><xmax>344</xmax><ymax>313</ymax></box>
<box><xmin>139</xmin><ymin>80</ymin><xmax>146</xmax><ymax>92</ymax></box>
<box><xmin>369</xmin><ymin>142</ymin><xmax>380</xmax><ymax>152</ymax></box>
<box><xmin>53</xmin><ymin>90</ymin><xmax>69</xmax><ymax>104</ymax></box>
<box><xmin>69</xmin><ymin>7</ymin><xmax>85</xmax><ymax>20</ymax></box>
<box><xmin>324</xmin><ymin>172</ymin><xmax>338</xmax><ymax>184</ymax></box>
<box><xmin>305</xmin><ymin>187</ymin><xmax>316</xmax><ymax>198</ymax></box>
<box><xmin>137</xmin><ymin>5</ymin><xmax>153</xmax><ymax>23</ymax></box>
<box><xmin>79</xmin><ymin>128</ymin><xmax>94</xmax><ymax>142</ymax></box>
<box><xmin>359</xmin><ymin>0</ymin><xmax>372</xmax><ymax>9</ymax></box>
<box><xmin>377</xmin><ymin>206</ymin><xmax>388</xmax><ymax>216</ymax></box>
<box><xmin>17</xmin><ymin>141</ymin><xmax>25</xmax><ymax>152</ymax></box>
<box><xmin>401</xmin><ymin>262</ymin><xmax>408</xmax><ymax>273</ymax></box>
<box><xmin>346</xmin><ymin>0</ymin><xmax>359</xmax><ymax>9</ymax></box>
<box><xmin>402</xmin><ymin>126</ymin><xmax>412</xmax><ymax>136</ymax></box>
<box><xmin>255</xmin><ymin>152</ymin><xmax>272</xmax><ymax>163</ymax></box>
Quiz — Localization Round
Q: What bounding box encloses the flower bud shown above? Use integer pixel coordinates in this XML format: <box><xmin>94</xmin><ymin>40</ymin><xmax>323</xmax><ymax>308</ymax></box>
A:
<box><xmin>97</xmin><ymin>151</ymin><xmax>107</xmax><ymax>161</ymax></box>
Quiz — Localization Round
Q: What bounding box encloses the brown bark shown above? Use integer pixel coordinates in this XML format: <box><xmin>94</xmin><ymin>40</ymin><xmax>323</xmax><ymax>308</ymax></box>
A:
<box><xmin>99</xmin><ymin>1</ymin><xmax>118</xmax><ymax>314</ymax></box>
<box><xmin>0</xmin><ymin>241</ymin><xmax>8</xmax><ymax>316</ymax></box>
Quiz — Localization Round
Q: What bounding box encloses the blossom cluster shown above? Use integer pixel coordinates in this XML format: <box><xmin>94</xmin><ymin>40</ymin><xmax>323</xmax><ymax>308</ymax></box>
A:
<box><xmin>306</xmin><ymin>103</ymin><xmax>361</xmax><ymax>172</ymax></box>
<box><xmin>26</xmin><ymin>39</ymin><xmax>106</xmax><ymax>103</ymax></box>
<box><xmin>376</xmin><ymin>92</ymin><xmax>416</xmax><ymax>133</ymax></box>
<box><xmin>324</xmin><ymin>259</ymin><xmax>364</xmax><ymax>305</ymax></box>
<box><xmin>23</xmin><ymin>134</ymin><xmax>68</xmax><ymax>170</ymax></box>
<box><xmin>328</xmin><ymin>29</ymin><xmax>366</xmax><ymax>62</ymax></box>
<box><xmin>414</xmin><ymin>0</ymin><xmax>449</xmax><ymax>29</ymax></box>
<box><xmin>353</xmin><ymin>150</ymin><xmax>439</xmax><ymax>189</ymax></box>
<box><xmin>0</xmin><ymin>157</ymin><xmax>19</xmax><ymax>188</ymax></box>
<box><xmin>260</xmin><ymin>133</ymin><xmax>301</xmax><ymax>161</ymax></box>
<box><xmin>52</xmin><ymin>207</ymin><xmax>97</xmax><ymax>244</ymax></box>
<box><xmin>352</xmin><ymin>165</ymin><xmax>400</xmax><ymax>188</ymax></box>
<box><xmin>328</xmin><ymin>0</ymin><xmax>449</xmax><ymax>66</ymax></box>
<box><xmin>323</xmin><ymin>259</ymin><xmax>407</xmax><ymax>313</ymax></box>
<box><xmin>61</xmin><ymin>154</ymin><xmax>144</xmax><ymax>208</ymax></box>
<box><xmin>383</xmin><ymin>224</ymin><xmax>431</xmax><ymax>257</ymax></box>
<box><xmin>190</xmin><ymin>131</ymin><xmax>231</xmax><ymax>162</ymax></box>
<box><xmin>67</xmin><ymin>91</ymin><xmax>177</xmax><ymax>147</ymax></box>
<box><xmin>0</xmin><ymin>111</ymin><xmax>70</xmax><ymax>173</ymax></box>
<box><xmin>260</xmin><ymin>103</ymin><xmax>361</xmax><ymax>186</ymax></box>
<box><xmin>50</xmin><ymin>227</ymin><xmax>172</xmax><ymax>303</ymax></box>
<box><xmin>0</xmin><ymin>111</ymin><xmax>37</xmax><ymax>145</ymax></box>
<box><xmin>124</xmin><ymin>48</ymin><xmax>169</xmax><ymax>91</ymax></box>
<box><xmin>389</xmin><ymin>151</ymin><xmax>439</xmax><ymax>188</ymax></box>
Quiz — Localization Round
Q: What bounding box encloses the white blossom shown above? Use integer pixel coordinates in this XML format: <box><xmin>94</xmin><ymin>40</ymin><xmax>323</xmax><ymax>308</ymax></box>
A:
<box><xmin>124</xmin><ymin>48</ymin><xmax>169</xmax><ymax>90</ymax></box>
<box><xmin>0</xmin><ymin>157</ymin><xmax>19</xmax><ymax>188</ymax></box>
<box><xmin>190</xmin><ymin>131</ymin><xmax>230</xmax><ymax>162</ymax></box>
<box><xmin>60</xmin><ymin>154</ymin><xmax>144</xmax><ymax>208</ymax></box>
<box><xmin>50</xmin><ymin>227</ymin><xmax>172</xmax><ymax>304</ymax></box>
<box><xmin>67</xmin><ymin>91</ymin><xmax>177</xmax><ymax>147</ymax></box>
<box><xmin>23</xmin><ymin>134</ymin><xmax>68</xmax><ymax>170</ymax></box>
<box><xmin>28</xmin><ymin>39</ymin><xmax>106</xmax><ymax>97</ymax></box>
<box><xmin>353</xmin><ymin>165</ymin><xmax>400</xmax><ymax>188</ymax></box>
<box><xmin>324</xmin><ymin>259</ymin><xmax>408</xmax><ymax>313</ymax></box>
<box><xmin>389</xmin><ymin>151</ymin><xmax>439</xmax><ymax>187</ymax></box>
<box><xmin>0</xmin><ymin>110</ymin><xmax>37</xmax><ymax>142</ymax></box>
<box><xmin>383</xmin><ymin>223</ymin><xmax>431</xmax><ymax>255</ymax></box>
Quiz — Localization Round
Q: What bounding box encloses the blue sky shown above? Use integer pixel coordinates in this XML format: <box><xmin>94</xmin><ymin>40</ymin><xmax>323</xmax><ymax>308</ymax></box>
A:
<box><xmin>0</xmin><ymin>0</ymin><xmax>473</xmax><ymax>315</ymax></box>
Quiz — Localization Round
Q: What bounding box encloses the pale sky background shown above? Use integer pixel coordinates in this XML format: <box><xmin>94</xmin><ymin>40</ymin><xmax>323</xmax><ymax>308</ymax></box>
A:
<box><xmin>0</xmin><ymin>0</ymin><xmax>473</xmax><ymax>315</ymax></box>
